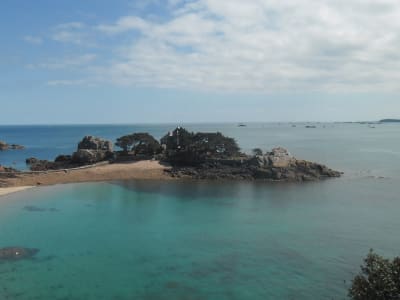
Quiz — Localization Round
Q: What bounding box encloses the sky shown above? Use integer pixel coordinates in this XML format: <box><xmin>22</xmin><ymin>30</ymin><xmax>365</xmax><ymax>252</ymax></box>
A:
<box><xmin>1</xmin><ymin>0</ymin><xmax>400</xmax><ymax>124</ymax></box>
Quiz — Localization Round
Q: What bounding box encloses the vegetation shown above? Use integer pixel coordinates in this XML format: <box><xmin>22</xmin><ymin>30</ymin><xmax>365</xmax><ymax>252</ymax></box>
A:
<box><xmin>115</xmin><ymin>133</ymin><xmax>161</xmax><ymax>155</ymax></box>
<box><xmin>252</xmin><ymin>148</ymin><xmax>263</xmax><ymax>156</ymax></box>
<box><xmin>160</xmin><ymin>127</ymin><xmax>241</xmax><ymax>165</ymax></box>
<box><xmin>349</xmin><ymin>250</ymin><xmax>400</xmax><ymax>300</ymax></box>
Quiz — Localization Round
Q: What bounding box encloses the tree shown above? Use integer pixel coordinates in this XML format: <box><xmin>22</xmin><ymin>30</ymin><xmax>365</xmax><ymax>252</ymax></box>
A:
<box><xmin>160</xmin><ymin>127</ymin><xmax>194</xmax><ymax>151</ymax></box>
<box><xmin>160</xmin><ymin>127</ymin><xmax>241</xmax><ymax>165</ymax></box>
<box><xmin>349</xmin><ymin>250</ymin><xmax>400</xmax><ymax>300</ymax></box>
<box><xmin>115</xmin><ymin>133</ymin><xmax>161</xmax><ymax>155</ymax></box>
<box><xmin>252</xmin><ymin>148</ymin><xmax>263</xmax><ymax>156</ymax></box>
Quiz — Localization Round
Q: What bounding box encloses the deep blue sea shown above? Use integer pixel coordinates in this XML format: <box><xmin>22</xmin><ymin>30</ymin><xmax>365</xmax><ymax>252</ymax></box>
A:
<box><xmin>1</xmin><ymin>123</ymin><xmax>400</xmax><ymax>299</ymax></box>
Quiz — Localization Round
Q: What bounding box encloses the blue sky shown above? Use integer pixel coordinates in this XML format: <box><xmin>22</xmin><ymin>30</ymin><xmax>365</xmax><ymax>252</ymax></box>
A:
<box><xmin>1</xmin><ymin>0</ymin><xmax>400</xmax><ymax>124</ymax></box>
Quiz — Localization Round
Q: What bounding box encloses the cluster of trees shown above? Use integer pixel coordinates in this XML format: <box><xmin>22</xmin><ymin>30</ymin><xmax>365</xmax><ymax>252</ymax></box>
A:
<box><xmin>349</xmin><ymin>250</ymin><xmax>400</xmax><ymax>300</ymax></box>
<box><xmin>160</xmin><ymin>127</ymin><xmax>240</xmax><ymax>165</ymax></box>
<box><xmin>114</xmin><ymin>127</ymin><xmax>241</xmax><ymax>165</ymax></box>
<box><xmin>115</xmin><ymin>133</ymin><xmax>162</xmax><ymax>156</ymax></box>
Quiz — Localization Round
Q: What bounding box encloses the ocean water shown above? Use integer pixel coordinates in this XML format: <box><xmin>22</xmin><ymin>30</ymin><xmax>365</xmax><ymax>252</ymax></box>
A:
<box><xmin>0</xmin><ymin>123</ymin><xmax>400</xmax><ymax>299</ymax></box>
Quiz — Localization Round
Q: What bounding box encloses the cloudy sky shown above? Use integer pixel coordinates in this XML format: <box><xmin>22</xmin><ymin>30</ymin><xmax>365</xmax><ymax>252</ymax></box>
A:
<box><xmin>1</xmin><ymin>0</ymin><xmax>400</xmax><ymax>124</ymax></box>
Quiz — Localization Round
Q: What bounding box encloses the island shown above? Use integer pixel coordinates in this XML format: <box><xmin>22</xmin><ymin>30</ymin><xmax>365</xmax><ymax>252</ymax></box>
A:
<box><xmin>0</xmin><ymin>140</ymin><xmax>24</xmax><ymax>151</ymax></box>
<box><xmin>379</xmin><ymin>119</ymin><xmax>400</xmax><ymax>123</ymax></box>
<box><xmin>0</xmin><ymin>127</ymin><xmax>341</xmax><ymax>188</ymax></box>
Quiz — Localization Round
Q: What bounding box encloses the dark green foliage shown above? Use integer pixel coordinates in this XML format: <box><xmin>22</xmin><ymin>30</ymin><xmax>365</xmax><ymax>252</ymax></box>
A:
<box><xmin>349</xmin><ymin>250</ymin><xmax>400</xmax><ymax>300</ymax></box>
<box><xmin>115</xmin><ymin>133</ymin><xmax>161</xmax><ymax>155</ymax></box>
<box><xmin>252</xmin><ymin>148</ymin><xmax>263</xmax><ymax>156</ymax></box>
<box><xmin>160</xmin><ymin>127</ymin><xmax>195</xmax><ymax>151</ymax></box>
<box><xmin>160</xmin><ymin>127</ymin><xmax>240</xmax><ymax>165</ymax></box>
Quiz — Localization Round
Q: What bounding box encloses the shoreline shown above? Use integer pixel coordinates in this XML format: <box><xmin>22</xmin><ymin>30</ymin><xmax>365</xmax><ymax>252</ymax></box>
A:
<box><xmin>0</xmin><ymin>160</ymin><xmax>173</xmax><ymax>189</ymax></box>
<box><xmin>0</xmin><ymin>186</ymin><xmax>34</xmax><ymax>197</ymax></box>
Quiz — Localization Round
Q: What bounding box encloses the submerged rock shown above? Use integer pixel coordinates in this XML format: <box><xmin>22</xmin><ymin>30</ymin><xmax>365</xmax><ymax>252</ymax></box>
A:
<box><xmin>0</xmin><ymin>247</ymin><xmax>39</xmax><ymax>261</ymax></box>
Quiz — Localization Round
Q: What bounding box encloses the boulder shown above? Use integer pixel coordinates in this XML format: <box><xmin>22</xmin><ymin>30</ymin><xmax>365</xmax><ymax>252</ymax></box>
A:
<box><xmin>72</xmin><ymin>149</ymin><xmax>113</xmax><ymax>164</ymax></box>
<box><xmin>78</xmin><ymin>136</ymin><xmax>113</xmax><ymax>152</ymax></box>
<box><xmin>265</xmin><ymin>147</ymin><xmax>294</xmax><ymax>168</ymax></box>
<box><xmin>26</xmin><ymin>157</ymin><xmax>39</xmax><ymax>165</ymax></box>
<box><xmin>54</xmin><ymin>155</ymin><xmax>72</xmax><ymax>162</ymax></box>
<box><xmin>72</xmin><ymin>136</ymin><xmax>114</xmax><ymax>165</ymax></box>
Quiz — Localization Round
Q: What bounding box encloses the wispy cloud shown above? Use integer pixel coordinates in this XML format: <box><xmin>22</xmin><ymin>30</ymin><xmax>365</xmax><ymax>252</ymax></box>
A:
<box><xmin>23</xmin><ymin>35</ymin><xmax>43</xmax><ymax>45</ymax></box>
<box><xmin>38</xmin><ymin>0</ymin><xmax>400</xmax><ymax>92</ymax></box>
<box><xmin>51</xmin><ymin>22</ymin><xmax>93</xmax><ymax>45</ymax></box>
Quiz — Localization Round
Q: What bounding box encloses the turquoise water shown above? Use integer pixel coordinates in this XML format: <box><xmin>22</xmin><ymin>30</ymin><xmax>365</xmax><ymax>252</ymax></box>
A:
<box><xmin>1</xmin><ymin>178</ymin><xmax>400</xmax><ymax>299</ymax></box>
<box><xmin>1</xmin><ymin>123</ymin><xmax>400</xmax><ymax>299</ymax></box>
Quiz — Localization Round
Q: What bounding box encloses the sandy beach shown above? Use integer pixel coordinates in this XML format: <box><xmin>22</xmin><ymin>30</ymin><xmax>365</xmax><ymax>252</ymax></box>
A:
<box><xmin>0</xmin><ymin>160</ymin><xmax>172</xmax><ymax>190</ymax></box>
<box><xmin>0</xmin><ymin>186</ymin><xmax>34</xmax><ymax>197</ymax></box>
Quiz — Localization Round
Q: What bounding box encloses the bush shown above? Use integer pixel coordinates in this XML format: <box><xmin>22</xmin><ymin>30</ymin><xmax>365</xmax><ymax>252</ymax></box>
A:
<box><xmin>349</xmin><ymin>250</ymin><xmax>400</xmax><ymax>300</ymax></box>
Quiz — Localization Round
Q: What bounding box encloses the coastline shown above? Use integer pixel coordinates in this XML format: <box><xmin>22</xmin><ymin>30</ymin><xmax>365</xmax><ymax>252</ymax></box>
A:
<box><xmin>0</xmin><ymin>186</ymin><xmax>34</xmax><ymax>197</ymax></box>
<box><xmin>1</xmin><ymin>160</ymin><xmax>172</xmax><ymax>189</ymax></box>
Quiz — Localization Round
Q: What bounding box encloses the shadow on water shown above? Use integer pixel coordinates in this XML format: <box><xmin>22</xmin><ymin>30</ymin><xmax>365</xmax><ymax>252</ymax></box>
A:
<box><xmin>111</xmin><ymin>178</ymin><xmax>335</xmax><ymax>207</ymax></box>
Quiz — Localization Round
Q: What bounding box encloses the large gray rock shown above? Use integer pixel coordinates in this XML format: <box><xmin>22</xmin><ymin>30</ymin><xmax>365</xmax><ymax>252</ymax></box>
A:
<box><xmin>72</xmin><ymin>149</ymin><xmax>110</xmax><ymax>164</ymax></box>
<box><xmin>78</xmin><ymin>136</ymin><xmax>113</xmax><ymax>152</ymax></box>
<box><xmin>72</xmin><ymin>136</ymin><xmax>114</xmax><ymax>165</ymax></box>
<box><xmin>265</xmin><ymin>147</ymin><xmax>294</xmax><ymax>167</ymax></box>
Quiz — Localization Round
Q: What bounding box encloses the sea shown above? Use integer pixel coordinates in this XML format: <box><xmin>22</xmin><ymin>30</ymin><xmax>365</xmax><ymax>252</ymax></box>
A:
<box><xmin>0</xmin><ymin>123</ymin><xmax>399</xmax><ymax>299</ymax></box>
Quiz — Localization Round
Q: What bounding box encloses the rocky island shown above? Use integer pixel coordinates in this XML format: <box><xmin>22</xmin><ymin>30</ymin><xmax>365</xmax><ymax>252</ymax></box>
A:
<box><xmin>0</xmin><ymin>127</ymin><xmax>341</xmax><ymax>188</ymax></box>
<box><xmin>0</xmin><ymin>140</ymin><xmax>24</xmax><ymax>151</ymax></box>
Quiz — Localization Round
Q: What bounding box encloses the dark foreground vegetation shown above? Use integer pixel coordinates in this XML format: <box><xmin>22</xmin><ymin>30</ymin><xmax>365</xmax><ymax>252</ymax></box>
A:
<box><xmin>349</xmin><ymin>250</ymin><xmax>400</xmax><ymax>300</ymax></box>
<box><xmin>2</xmin><ymin>127</ymin><xmax>341</xmax><ymax>182</ymax></box>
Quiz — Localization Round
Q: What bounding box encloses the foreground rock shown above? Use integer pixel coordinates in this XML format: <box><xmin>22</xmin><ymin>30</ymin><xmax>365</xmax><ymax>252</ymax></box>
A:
<box><xmin>0</xmin><ymin>141</ymin><xmax>24</xmax><ymax>151</ymax></box>
<box><xmin>167</xmin><ymin>147</ymin><xmax>341</xmax><ymax>182</ymax></box>
<box><xmin>0</xmin><ymin>247</ymin><xmax>39</xmax><ymax>261</ymax></box>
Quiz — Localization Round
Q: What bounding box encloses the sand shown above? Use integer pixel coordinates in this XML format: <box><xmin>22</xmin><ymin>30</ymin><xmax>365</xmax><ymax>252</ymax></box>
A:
<box><xmin>1</xmin><ymin>160</ymin><xmax>172</xmax><ymax>189</ymax></box>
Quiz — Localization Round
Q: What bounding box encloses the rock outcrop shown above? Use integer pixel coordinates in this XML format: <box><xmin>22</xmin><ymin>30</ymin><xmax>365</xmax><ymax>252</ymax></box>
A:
<box><xmin>0</xmin><ymin>141</ymin><xmax>24</xmax><ymax>151</ymax></box>
<box><xmin>0</xmin><ymin>247</ymin><xmax>39</xmax><ymax>261</ymax></box>
<box><xmin>25</xmin><ymin>136</ymin><xmax>114</xmax><ymax>171</ymax></box>
<box><xmin>72</xmin><ymin>136</ymin><xmax>114</xmax><ymax>164</ymax></box>
<box><xmin>77</xmin><ymin>136</ymin><xmax>113</xmax><ymax>152</ymax></box>
<box><xmin>166</xmin><ymin>147</ymin><xmax>341</xmax><ymax>182</ymax></box>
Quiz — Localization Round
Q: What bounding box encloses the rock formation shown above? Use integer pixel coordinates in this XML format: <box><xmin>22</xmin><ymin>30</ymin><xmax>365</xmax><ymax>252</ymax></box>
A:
<box><xmin>26</xmin><ymin>136</ymin><xmax>114</xmax><ymax>171</ymax></box>
<box><xmin>0</xmin><ymin>141</ymin><xmax>24</xmax><ymax>151</ymax></box>
<box><xmin>0</xmin><ymin>247</ymin><xmax>39</xmax><ymax>261</ymax></box>
<box><xmin>166</xmin><ymin>147</ymin><xmax>341</xmax><ymax>182</ymax></box>
<box><xmin>72</xmin><ymin>136</ymin><xmax>114</xmax><ymax>164</ymax></box>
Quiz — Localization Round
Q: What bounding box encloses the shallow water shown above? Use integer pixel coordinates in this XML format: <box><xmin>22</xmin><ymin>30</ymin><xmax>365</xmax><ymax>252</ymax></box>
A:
<box><xmin>1</xmin><ymin>122</ymin><xmax>400</xmax><ymax>299</ymax></box>
<box><xmin>0</xmin><ymin>177</ymin><xmax>400</xmax><ymax>300</ymax></box>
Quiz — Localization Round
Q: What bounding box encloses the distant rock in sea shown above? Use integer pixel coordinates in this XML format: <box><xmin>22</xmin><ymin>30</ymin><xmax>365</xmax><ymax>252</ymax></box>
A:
<box><xmin>0</xmin><ymin>141</ymin><xmax>24</xmax><ymax>151</ymax></box>
<box><xmin>379</xmin><ymin>119</ymin><xmax>400</xmax><ymax>123</ymax></box>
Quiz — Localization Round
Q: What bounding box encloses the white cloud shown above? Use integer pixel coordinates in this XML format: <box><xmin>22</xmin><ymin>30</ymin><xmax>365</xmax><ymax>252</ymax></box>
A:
<box><xmin>51</xmin><ymin>22</ymin><xmax>93</xmax><ymax>45</ymax></box>
<box><xmin>23</xmin><ymin>35</ymin><xmax>43</xmax><ymax>45</ymax></box>
<box><xmin>49</xmin><ymin>0</ymin><xmax>400</xmax><ymax>92</ymax></box>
